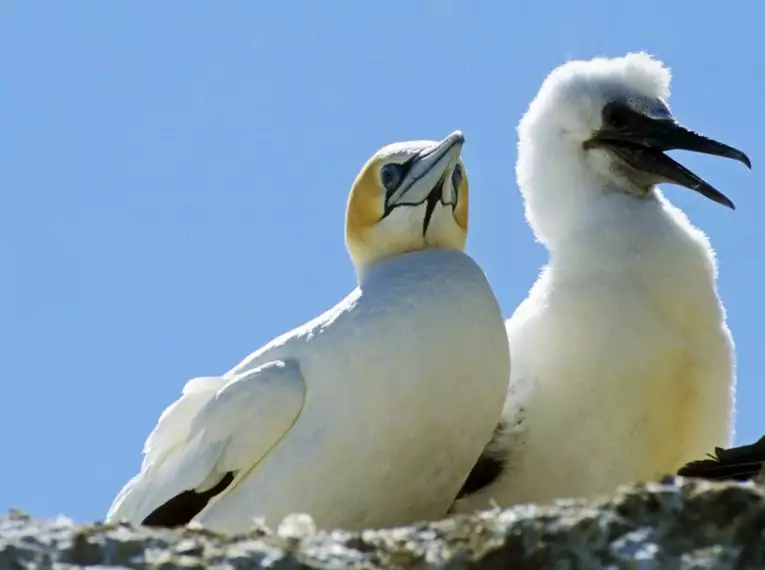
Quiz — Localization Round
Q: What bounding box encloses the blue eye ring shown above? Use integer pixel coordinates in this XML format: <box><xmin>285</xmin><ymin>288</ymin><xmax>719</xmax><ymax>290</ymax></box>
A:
<box><xmin>451</xmin><ymin>163</ymin><xmax>464</xmax><ymax>189</ymax></box>
<box><xmin>380</xmin><ymin>163</ymin><xmax>402</xmax><ymax>191</ymax></box>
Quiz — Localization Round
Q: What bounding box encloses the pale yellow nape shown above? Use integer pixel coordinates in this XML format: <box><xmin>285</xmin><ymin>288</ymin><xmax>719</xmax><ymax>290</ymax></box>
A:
<box><xmin>345</xmin><ymin>153</ymin><xmax>386</xmax><ymax>244</ymax></box>
<box><xmin>344</xmin><ymin>151</ymin><xmax>470</xmax><ymax>271</ymax></box>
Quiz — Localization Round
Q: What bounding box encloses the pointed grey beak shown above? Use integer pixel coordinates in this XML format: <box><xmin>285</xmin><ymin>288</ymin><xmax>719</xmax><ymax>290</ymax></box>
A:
<box><xmin>385</xmin><ymin>130</ymin><xmax>465</xmax><ymax>209</ymax></box>
<box><xmin>588</xmin><ymin>103</ymin><xmax>751</xmax><ymax>209</ymax></box>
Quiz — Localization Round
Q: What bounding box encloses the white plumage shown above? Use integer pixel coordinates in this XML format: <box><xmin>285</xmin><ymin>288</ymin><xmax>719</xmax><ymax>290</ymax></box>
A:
<box><xmin>453</xmin><ymin>53</ymin><xmax>750</xmax><ymax>512</ymax></box>
<box><xmin>107</xmin><ymin>131</ymin><xmax>511</xmax><ymax>533</ymax></box>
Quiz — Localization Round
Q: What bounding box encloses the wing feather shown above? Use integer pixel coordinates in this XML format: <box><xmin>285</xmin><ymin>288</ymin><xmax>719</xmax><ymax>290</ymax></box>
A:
<box><xmin>106</xmin><ymin>359</ymin><xmax>306</xmax><ymax>525</ymax></box>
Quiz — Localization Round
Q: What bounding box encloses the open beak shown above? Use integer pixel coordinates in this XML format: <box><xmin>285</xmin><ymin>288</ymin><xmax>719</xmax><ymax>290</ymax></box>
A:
<box><xmin>588</xmin><ymin>109</ymin><xmax>751</xmax><ymax>209</ymax></box>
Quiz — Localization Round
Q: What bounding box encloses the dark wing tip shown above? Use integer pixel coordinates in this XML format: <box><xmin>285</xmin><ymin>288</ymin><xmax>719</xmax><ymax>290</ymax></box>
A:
<box><xmin>142</xmin><ymin>472</ymin><xmax>235</xmax><ymax>528</ymax></box>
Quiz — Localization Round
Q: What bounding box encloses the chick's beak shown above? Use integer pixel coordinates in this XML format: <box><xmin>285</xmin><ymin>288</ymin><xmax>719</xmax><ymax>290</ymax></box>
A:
<box><xmin>588</xmin><ymin>107</ymin><xmax>750</xmax><ymax>209</ymax></box>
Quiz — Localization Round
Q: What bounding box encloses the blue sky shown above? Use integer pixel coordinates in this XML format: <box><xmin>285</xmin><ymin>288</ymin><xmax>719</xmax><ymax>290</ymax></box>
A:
<box><xmin>1</xmin><ymin>2</ymin><xmax>762</xmax><ymax>523</ymax></box>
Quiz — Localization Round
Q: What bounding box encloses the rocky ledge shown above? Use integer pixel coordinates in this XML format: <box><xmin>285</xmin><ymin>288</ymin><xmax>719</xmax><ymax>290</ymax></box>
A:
<box><xmin>2</xmin><ymin>477</ymin><xmax>765</xmax><ymax>569</ymax></box>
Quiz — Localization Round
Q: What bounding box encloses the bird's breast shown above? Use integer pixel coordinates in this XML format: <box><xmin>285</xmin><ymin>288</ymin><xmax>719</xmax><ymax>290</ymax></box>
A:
<box><xmin>213</xmin><ymin>248</ymin><xmax>511</xmax><ymax>530</ymax></box>
<box><xmin>299</xmin><ymin>250</ymin><xmax>507</xmax><ymax>391</ymax></box>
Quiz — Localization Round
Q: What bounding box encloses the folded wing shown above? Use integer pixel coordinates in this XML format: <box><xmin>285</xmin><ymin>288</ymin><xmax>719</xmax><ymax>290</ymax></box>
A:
<box><xmin>106</xmin><ymin>359</ymin><xmax>306</xmax><ymax>527</ymax></box>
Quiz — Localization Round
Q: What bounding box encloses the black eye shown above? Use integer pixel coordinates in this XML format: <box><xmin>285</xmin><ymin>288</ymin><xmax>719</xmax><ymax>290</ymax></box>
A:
<box><xmin>603</xmin><ymin>102</ymin><xmax>632</xmax><ymax>129</ymax></box>
<box><xmin>451</xmin><ymin>164</ymin><xmax>464</xmax><ymax>189</ymax></box>
<box><xmin>380</xmin><ymin>163</ymin><xmax>402</xmax><ymax>190</ymax></box>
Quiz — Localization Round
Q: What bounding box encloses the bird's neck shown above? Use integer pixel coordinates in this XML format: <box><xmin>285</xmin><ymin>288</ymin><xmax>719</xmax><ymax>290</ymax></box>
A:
<box><xmin>549</xmin><ymin>190</ymin><xmax>664</xmax><ymax>249</ymax></box>
<box><xmin>543</xmin><ymin>190</ymin><xmax>717</xmax><ymax>287</ymax></box>
<box><xmin>519</xmin><ymin>141</ymin><xmax>678</xmax><ymax>250</ymax></box>
<box><xmin>354</xmin><ymin>247</ymin><xmax>464</xmax><ymax>286</ymax></box>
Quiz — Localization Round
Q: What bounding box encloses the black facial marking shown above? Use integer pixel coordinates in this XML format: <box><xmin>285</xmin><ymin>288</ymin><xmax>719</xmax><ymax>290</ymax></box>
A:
<box><xmin>383</xmin><ymin>155</ymin><xmax>417</xmax><ymax>205</ymax></box>
<box><xmin>421</xmin><ymin>178</ymin><xmax>443</xmax><ymax>237</ymax></box>
<box><xmin>141</xmin><ymin>471</ymin><xmax>235</xmax><ymax>528</ymax></box>
<box><xmin>451</xmin><ymin>164</ymin><xmax>464</xmax><ymax>190</ymax></box>
<box><xmin>380</xmin><ymin>164</ymin><xmax>403</xmax><ymax>192</ymax></box>
<box><xmin>602</xmin><ymin>101</ymin><xmax>637</xmax><ymax>130</ymax></box>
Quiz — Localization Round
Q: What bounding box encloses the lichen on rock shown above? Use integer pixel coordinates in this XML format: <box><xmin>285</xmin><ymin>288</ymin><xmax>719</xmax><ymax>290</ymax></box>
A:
<box><xmin>2</xmin><ymin>478</ymin><xmax>765</xmax><ymax>569</ymax></box>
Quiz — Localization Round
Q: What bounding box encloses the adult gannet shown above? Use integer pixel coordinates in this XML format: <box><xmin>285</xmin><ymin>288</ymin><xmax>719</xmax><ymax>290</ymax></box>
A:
<box><xmin>106</xmin><ymin>131</ymin><xmax>511</xmax><ymax>534</ymax></box>
<box><xmin>452</xmin><ymin>53</ymin><xmax>751</xmax><ymax>512</ymax></box>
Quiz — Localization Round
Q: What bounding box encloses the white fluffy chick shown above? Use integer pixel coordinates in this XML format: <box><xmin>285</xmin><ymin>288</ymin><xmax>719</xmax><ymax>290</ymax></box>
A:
<box><xmin>452</xmin><ymin>52</ymin><xmax>750</xmax><ymax>512</ymax></box>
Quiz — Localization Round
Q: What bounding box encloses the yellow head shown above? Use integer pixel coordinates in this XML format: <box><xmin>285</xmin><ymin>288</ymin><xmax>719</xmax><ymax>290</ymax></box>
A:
<box><xmin>345</xmin><ymin>131</ymin><xmax>469</xmax><ymax>275</ymax></box>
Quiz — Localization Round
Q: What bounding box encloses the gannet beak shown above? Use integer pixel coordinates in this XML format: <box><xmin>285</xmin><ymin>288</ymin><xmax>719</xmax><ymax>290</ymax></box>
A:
<box><xmin>385</xmin><ymin>130</ymin><xmax>465</xmax><ymax>210</ymax></box>
<box><xmin>588</xmin><ymin>109</ymin><xmax>751</xmax><ymax>210</ymax></box>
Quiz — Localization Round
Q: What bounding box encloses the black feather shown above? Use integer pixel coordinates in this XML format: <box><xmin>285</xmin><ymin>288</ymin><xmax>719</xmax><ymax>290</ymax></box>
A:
<box><xmin>676</xmin><ymin>434</ymin><xmax>765</xmax><ymax>482</ymax></box>
<box><xmin>455</xmin><ymin>421</ymin><xmax>510</xmax><ymax>500</ymax></box>
<box><xmin>141</xmin><ymin>471</ymin><xmax>235</xmax><ymax>528</ymax></box>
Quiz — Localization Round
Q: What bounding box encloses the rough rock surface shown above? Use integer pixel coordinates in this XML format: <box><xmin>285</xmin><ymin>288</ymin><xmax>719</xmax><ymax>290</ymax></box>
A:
<box><xmin>2</xmin><ymin>477</ymin><xmax>765</xmax><ymax>569</ymax></box>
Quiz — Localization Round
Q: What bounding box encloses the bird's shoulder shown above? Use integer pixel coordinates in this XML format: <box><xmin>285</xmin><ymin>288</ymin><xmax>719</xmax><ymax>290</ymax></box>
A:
<box><xmin>145</xmin><ymin>360</ymin><xmax>306</xmax><ymax>471</ymax></box>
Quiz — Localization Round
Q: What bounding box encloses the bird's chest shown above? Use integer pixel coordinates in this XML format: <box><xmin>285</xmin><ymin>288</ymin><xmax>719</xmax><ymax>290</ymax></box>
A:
<box><xmin>272</xmin><ymin>262</ymin><xmax>509</xmax><ymax>528</ymax></box>
<box><xmin>323</xmin><ymin>255</ymin><xmax>502</xmax><ymax>383</ymax></box>
<box><xmin>542</xmin><ymin>268</ymin><xmax>716</xmax><ymax>392</ymax></box>
<box><xmin>524</xmin><ymin>263</ymin><xmax>728</xmax><ymax>474</ymax></box>
<box><xmin>553</xmin><ymin>241</ymin><xmax>722</xmax><ymax>353</ymax></box>
<box><xmin>316</xmin><ymin>275</ymin><xmax>501</xmax><ymax>416</ymax></box>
